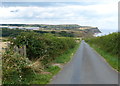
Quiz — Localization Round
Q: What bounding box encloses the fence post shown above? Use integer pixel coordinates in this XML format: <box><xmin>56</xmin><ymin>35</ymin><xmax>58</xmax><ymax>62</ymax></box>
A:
<box><xmin>23</xmin><ymin>45</ymin><xmax>26</xmax><ymax>58</ymax></box>
<box><xmin>7</xmin><ymin>42</ymin><xmax>10</xmax><ymax>48</ymax></box>
<box><xmin>13</xmin><ymin>45</ymin><xmax>27</xmax><ymax>57</ymax></box>
<box><xmin>14</xmin><ymin>45</ymin><xmax>19</xmax><ymax>53</ymax></box>
<box><xmin>20</xmin><ymin>46</ymin><xmax>23</xmax><ymax>56</ymax></box>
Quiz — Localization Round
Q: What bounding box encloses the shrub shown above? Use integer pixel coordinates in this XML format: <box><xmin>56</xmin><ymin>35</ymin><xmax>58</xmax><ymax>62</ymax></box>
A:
<box><xmin>9</xmin><ymin>32</ymin><xmax>76</xmax><ymax>63</ymax></box>
<box><xmin>85</xmin><ymin>32</ymin><xmax>120</xmax><ymax>71</ymax></box>
<box><xmin>85</xmin><ymin>32</ymin><xmax>120</xmax><ymax>57</ymax></box>
<box><xmin>3</xmin><ymin>32</ymin><xmax>77</xmax><ymax>84</ymax></box>
<box><xmin>2</xmin><ymin>49</ymin><xmax>35</xmax><ymax>84</ymax></box>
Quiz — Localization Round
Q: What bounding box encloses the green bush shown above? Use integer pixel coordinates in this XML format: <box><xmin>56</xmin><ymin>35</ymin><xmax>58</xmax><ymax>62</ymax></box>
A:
<box><xmin>3</xmin><ymin>32</ymin><xmax>78</xmax><ymax>84</ymax></box>
<box><xmin>85</xmin><ymin>32</ymin><xmax>119</xmax><ymax>57</ymax></box>
<box><xmin>10</xmin><ymin>32</ymin><xmax>76</xmax><ymax>63</ymax></box>
<box><xmin>2</xmin><ymin>50</ymin><xmax>35</xmax><ymax>84</ymax></box>
<box><xmin>85</xmin><ymin>32</ymin><xmax>120</xmax><ymax>71</ymax></box>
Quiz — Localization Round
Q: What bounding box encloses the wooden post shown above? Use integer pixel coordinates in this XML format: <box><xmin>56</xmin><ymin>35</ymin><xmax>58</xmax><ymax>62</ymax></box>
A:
<box><xmin>20</xmin><ymin>46</ymin><xmax>23</xmax><ymax>56</ymax></box>
<box><xmin>13</xmin><ymin>45</ymin><xmax>27</xmax><ymax>57</ymax></box>
<box><xmin>23</xmin><ymin>45</ymin><xmax>26</xmax><ymax>57</ymax></box>
<box><xmin>7</xmin><ymin>42</ymin><xmax>10</xmax><ymax>48</ymax></box>
<box><xmin>14</xmin><ymin>46</ymin><xmax>19</xmax><ymax>53</ymax></box>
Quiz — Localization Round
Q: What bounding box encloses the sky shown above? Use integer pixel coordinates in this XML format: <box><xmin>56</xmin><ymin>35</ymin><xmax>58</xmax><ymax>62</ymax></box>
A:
<box><xmin>0</xmin><ymin>0</ymin><xmax>119</xmax><ymax>36</ymax></box>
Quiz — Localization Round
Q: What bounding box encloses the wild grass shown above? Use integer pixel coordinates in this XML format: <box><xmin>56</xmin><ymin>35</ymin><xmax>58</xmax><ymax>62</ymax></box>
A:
<box><xmin>31</xmin><ymin>42</ymin><xmax>80</xmax><ymax>84</ymax></box>
<box><xmin>85</xmin><ymin>32</ymin><xmax>119</xmax><ymax>72</ymax></box>
<box><xmin>2</xmin><ymin>32</ymin><xmax>80</xmax><ymax>85</ymax></box>
<box><xmin>90</xmin><ymin>44</ymin><xmax>119</xmax><ymax>72</ymax></box>
<box><xmin>54</xmin><ymin>43</ymin><xmax>80</xmax><ymax>63</ymax></box>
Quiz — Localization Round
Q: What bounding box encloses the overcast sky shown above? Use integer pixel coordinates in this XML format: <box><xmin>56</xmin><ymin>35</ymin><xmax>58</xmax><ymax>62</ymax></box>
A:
<box><xmin>0</xmin><ymin>0</ymin><xmax>119</xmax><ymax>35</ymax></box>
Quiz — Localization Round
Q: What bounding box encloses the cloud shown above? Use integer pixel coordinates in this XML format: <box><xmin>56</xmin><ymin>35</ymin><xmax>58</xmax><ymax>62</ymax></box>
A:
<box><xmin>0</xmin><ymin>1</ymin><xmax>118</xmax><ymax>34</ymax></box>
<box><xmin>0</xmin><ymin>2</ymin><xmax>117</xmax><ymax>19</ymax></box>
<box><xmin>1</xmin><ymin>0</ymin><xmax>119</xmax><ymax>2</ymax></box>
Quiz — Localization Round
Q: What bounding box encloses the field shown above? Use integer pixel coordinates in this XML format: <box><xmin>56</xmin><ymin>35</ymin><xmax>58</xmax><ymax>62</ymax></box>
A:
<box><xmin>0</xmin><ymin>37</ymin><xmax>9</xmax><ymax>53</ymax></box>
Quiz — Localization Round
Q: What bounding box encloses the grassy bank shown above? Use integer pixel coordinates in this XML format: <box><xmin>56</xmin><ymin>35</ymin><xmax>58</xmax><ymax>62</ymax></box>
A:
<box><xmin>88</xmin><ymin>44</ymin><xmax>119</xmax><ymax>72</ymax></box>
<box><xmin>2</xmin><ymin>31</ymin><xmax>80</xmax><ymax>85</ymax></box>
<box><xmin>31</xmin><ymin>42</ymin><xmax>80</xmax><ymax>84</ymax></box>
<box><xmin>85</xmin><ymin>32</ymin><xmax>119</xmax><ymax>72</ymax></box>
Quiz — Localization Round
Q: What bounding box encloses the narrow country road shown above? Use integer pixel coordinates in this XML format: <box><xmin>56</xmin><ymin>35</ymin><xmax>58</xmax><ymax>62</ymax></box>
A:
<box><xmin>50</xmin><ymin>40</ymin><xmax>119</xmax><ymax>84</ymax></box>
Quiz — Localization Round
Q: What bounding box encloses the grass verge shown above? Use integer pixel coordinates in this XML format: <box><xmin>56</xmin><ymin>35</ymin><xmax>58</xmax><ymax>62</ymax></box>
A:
<box><xmin>54</xmin><ymin>43</ymin><xmax>80</xmax><ymax>63</ymax></box>
<box><xmin>89</xmin><ymin>44</ymin><xmax>119</xmax><ymax>72</ymax></box>
<box><xmin>2</xmin><ymin>42</ymin><xmax>80</xmax><ymax>85</ymax></box>
<box><xmin>31</xmin><ymin>42</ymin><xmax>80</xmax><ymax>84</ymax></box>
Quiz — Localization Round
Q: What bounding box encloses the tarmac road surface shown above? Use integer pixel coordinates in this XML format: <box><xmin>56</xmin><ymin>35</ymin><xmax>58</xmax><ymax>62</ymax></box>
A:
<box><xmin>50</xmin><ymin>40</ymin><xmax>119</xmax><ymax>84</ymax></box>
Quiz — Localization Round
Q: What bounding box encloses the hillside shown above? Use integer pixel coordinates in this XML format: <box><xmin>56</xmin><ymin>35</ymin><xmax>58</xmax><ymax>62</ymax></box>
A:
<box><xmin>1</xmin><ymin>24</ymin><xmax>101</xmax><ymax>37</ymax></box>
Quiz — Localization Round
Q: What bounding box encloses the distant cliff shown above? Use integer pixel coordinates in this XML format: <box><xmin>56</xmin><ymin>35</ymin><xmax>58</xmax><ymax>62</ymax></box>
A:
<box><xmin>79</xmin><ymin>26</ymin><xmax>101</xmax><ymax>34</ymax></box>
<box><xmin>1</xmin><ymin>24</ymin><xmax>101</xmax><ymax>37</ymax></box>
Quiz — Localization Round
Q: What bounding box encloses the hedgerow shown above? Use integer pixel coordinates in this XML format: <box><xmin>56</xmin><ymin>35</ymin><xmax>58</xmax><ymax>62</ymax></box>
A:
<box><xmin>2</xmin><ymin>49</ymin><xmax>35</xmax><ymax>84</ymax></box>
<box><xmin>85</xmin><ymin>32</ymin><xmax>120</xmax><ymax>71</ymax></box>
<box><xmin>2</xmin><ymin>32</ymin><xmax>77</xmax><ymax>84</ymax></box>
<box><xmin>10</xmin><ymin>32</ymin><xmax>76</xmax><ymax>63</ymax></box>
<box><xmin>85</xmin><ymin>32</ymin><xmax>119</xmax><ymax>57</ymax></box>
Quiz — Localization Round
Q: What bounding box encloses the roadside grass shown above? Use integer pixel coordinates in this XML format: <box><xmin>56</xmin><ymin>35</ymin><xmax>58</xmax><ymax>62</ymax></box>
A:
<box><xmin>2</xmin><ymin>31</ymin><xmax>81</xmax><ymax>85</ymax></box>
<box><xmin>31</xmin><ymin>66</ymin><xmax>61</xmax><ymax>84</ymax></box>
<box><xmin>31</xmin><ymin>74</ymin><xmax>52</xmax><ymax>84</ymax></box>
<box><xmin>31</xmin><ymin>42</ymin><xmax>80</xmax><ymax>84</ymax></box>
<box><xmin>89</xmin><ymin>44</ymin><xmax>119</xmax><ymax>72</ymax></box>
<box><xmin>54</xmin><ymin>43</ymin><xmax>80</xmax><ymax>63</ymax></box>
